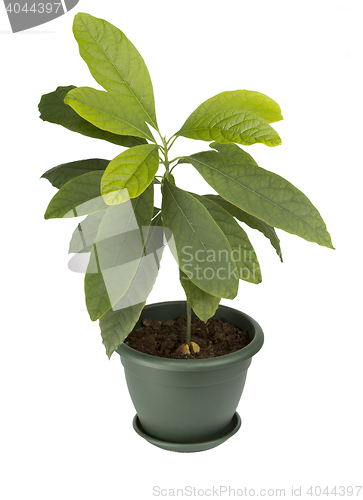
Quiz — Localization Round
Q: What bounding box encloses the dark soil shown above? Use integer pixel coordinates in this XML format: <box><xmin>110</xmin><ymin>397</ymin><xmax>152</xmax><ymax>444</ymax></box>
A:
<box><xmin>124</xmin><ymin>315</ymin><xmax>251</xmax><ymax>359</ymax></box>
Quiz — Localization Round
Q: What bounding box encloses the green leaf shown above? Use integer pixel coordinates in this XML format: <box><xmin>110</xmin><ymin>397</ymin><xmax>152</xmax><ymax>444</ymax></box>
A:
<box><xmin>38</xmin><ymin>86</ymin><xmax>146</xmax><ymax>147</ymax></box>
<box><xmin>100</xmin><ymin>144</ymin><xmax>159</xmax><ymax>204</ymax></box>
<box><xmin>176</xmin><ymin>109</ymin><xmax>281</xmax><ymax>147</ymax></box>
<box><xmin>204</xmin><ymin>194</ymin><xmax>283</xmax><ymax>262</ymax></box>
<box><xmin>44</xmin><ymin>171</ymin><xmax>107</xmax><ymax>219</ymax></box>
<box><xmin>190</xmin><ymin>193</ymin><xmax>262</xmax><ymax>284</ymax></box>
<box><xmin>100</xmin><ymin>303</ymin><xmax>145</xmax><ymax>359</ymax></box>
<box><xmin>84</xmin><ymin>242</ymin><xmax>112</xmax><ymax>320</ymax></box>
<box><xmin>85</xmin><ymin>228</ymin><xmax>142</xmax><ymax>321</ymax></box>
<box><xmin>180</xmin><ymin>143</ymin><xmax>334</xmax><ymax>249</ymax></box>
<box><xmin>132</xmin><ymin>183</ymin><xmax>154</xmax><ymax>228</ymax></box>
<box><xmin>85</xmin><ymin>185</ymin><xmax>154</xmax><ymax>321</ymax></box>
<box><xmin>64</xmin><ymin>87</ymin><xmax>155</xmax><ymax>142</ymax></box>
<box><xmin>114</xmin><ymin>222</ymin><xmax>164</xmax><ymax>310</ymax></box>
<box><xmin>41</xmin><ymin>158</ymin><xmax>109</xmax><ymax>189</ymax></box>
<box><xmin>180</xmin><ymin>89</ymin><xmax>283</xmax><ymax>127</ymax></box>
<box><xmin>85</xmin><ymin>230</ymin><xmax>139</xmax><ymax>321</ymax></box>
<box><xmin>69</xmin><ymin>211</ymin><xmax>106</xmax><ymax>254</ymax></box>
<box><xmin>73</xmin><ymin>13</ymin><xmax>158</xmax><ymax>130</ymax></box>
<box><xmin>180</xmin><ymin>270</ymin><xmax>220</xmax><ymax>322</ymax></box>
<box><xmin>99</xmin><ymin>223</ymin><xmax>165</xmax><ymax>358</ymax></box>
<box><xmin>69</xmin><ymin>184</ymin><xmax>154</xmax><ymax>319</ymax></box>
<box><xmin>161</xmin><ymin>179</ymin><xmax>239</xmax><ymax>299</ymax></box>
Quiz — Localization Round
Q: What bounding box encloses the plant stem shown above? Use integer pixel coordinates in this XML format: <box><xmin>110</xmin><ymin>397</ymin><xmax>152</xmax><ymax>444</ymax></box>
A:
<box><xmin>186</xmin><ymin>300</ymin><xmax>192</xmax><ymax>347</ymax></box>
<box><xmin>167</xmin><ymin>135</ymin><xmax>178</xmax><ymax>149</ymax></box>
<box><xmin>160</xmin><ymin>136</ymin><xmax>191</xmax><ymax>346</ymax></box>
<box><xmin>161</xmin><ymin>136</ymin><xmax>170</xmax><ymax>172</ymax></box>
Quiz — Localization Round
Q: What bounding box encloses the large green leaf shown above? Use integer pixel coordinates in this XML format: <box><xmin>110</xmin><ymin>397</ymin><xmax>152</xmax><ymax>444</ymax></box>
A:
<box><xmin>179</xmin><ymin>89</ymin><xmax>283</xmax><ymax>128</ymax></box>
<box><xmin>85</xmin><ymin>185</ymin><xmax>154</xmax><ymax>321</ymax></box>
<box><xmin>73</xmin><ymin>182</ymin><xmax>153</xmax><ymax>252</ymax></box>
<box><xmin>73</xmin><ymin>13</ymin><xmax>158</xmax><ymax>130</ymax></box>
<box><xmin>161</xmin><ymin>179</ymin><xmax>239</xmax><ymax>299</ymax></box>
<box><xmin>41</xmin><ymin>158</ymin><xmax>109</xmax><ymax>189</ymax></box>
<box><xmin>180</xmin><ymin>143</ymin><xmax>334</xmax><ymax>249</ymax></box>
<box><xmin>64</xmin><ymin>87</ymin><xmax>155</xmax><ymax>142</ymax></box>
<box><xmin>84</xmin><ymin>242</ymin><xmax>112</xmax><ymax>320</ymax></box>
<box><xmin>204</xmin><ymin>194</ymin><xmax>283</xmax><ymax>262</ymax></box>
<box><xmin>85</xmin><ymin>228</ymin><xmax>141</xmax><ymax>321</ymax></box>
<box><xmin>111</xmin><ymin>221</ymin><xmax>164</xmax><ymax>307</ymax></box>
<box><xmin>38</xmin><ymin>86</ymin><xmax>146</xmax><ymax>147</ymax></box>
<box><xmin>100</xmin><ymin>223</ymin><xmax>165</xmax><ymax>358</ymax></box>
<box><xmin>176</xmin><ymin>109</ymin><xmax>281</xmax><ymax>147</ymax></box>
<box><xmin>69</xmin><ymin>211</ymin><xmax>106</xmax><ymax>254</ymax></box>
<box><xmin>100</xmin><ymin>144</ymin><xmax>159</xmax><ymax>204</ymax></box>
<box><xmin>190</xmin><ymin>193</ymin><xmax>261</xmax><ymax>284</ymax></box>
<box><xmin>179</xmin><ymin>270</ymin><xmax>220</xmax><ymax>322</ymax></box>
<box><xmin>44</xmin><ymin>171</ymin><xmax>107</xmax><ymax>219</ymax></box>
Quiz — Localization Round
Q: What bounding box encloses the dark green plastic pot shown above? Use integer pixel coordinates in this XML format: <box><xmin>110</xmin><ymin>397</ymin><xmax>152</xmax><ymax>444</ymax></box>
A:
<box><xmin>117</xmin><ymin>301</ymin><xmax>264</xmax><ymax>452</ymax></box>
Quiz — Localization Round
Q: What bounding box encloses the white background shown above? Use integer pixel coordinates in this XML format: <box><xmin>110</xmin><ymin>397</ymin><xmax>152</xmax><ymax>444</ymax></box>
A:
<box><xmin>1</xmin><ymin>0</ymin><xmax>362</xmax><ymax>498</ymax></box>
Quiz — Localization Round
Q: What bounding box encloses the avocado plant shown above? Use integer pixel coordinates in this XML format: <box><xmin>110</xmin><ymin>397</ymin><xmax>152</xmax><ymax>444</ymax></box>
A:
<box><xmin>40</xmin><ymin>12</ymin><xmax>333</xmax><ymax>358</ymax></box>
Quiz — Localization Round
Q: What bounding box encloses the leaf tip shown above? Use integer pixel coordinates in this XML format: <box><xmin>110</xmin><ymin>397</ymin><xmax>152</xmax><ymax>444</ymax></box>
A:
<box><xmin>225</xmin><ymin>285</ymin><xmax>239</xmax><ymax>301</ymax></box>
<box><xmin>86</xmin><ymin>303</ymin><xmax>101</xmax><ymax>322</ymax></box>
<box><xmin>44</xmin><ymin>204</ymin><xmax>54</xmax><ymax>219</ymax></box>
<box><xmin>272</xmin><ymin>114</ymin><xmax>284</xmax><ymax>124</ymax></box>
<box><xmin>73</xmin><ymin>11</ymin><xmax>88</xmax><ymax>25</ymax></box>
<box><xmin>104</xmin><ymin>340</ymin><xmax>120</xmax><ymax>360</ymax></box>
<box><xmin>101</xmin><ymin>188</ymin><xmax>130</xmax><ymax>206</ymax></box>
<box><xmin>63</xmin><ymin>92</ymin><xmax>72</xmax><ymax>106</ymax></box>
<box><xmin>322</xmin><ymin>229</ymin><xmax>334</xmax><ymax>250</ymax></box>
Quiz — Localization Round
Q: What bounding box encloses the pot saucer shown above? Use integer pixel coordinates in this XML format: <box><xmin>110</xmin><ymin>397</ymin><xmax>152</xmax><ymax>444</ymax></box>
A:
<box><xmin>132</xmin><ymin>412</ymin><xmax>241</xmax><ymax>453</ymax></box>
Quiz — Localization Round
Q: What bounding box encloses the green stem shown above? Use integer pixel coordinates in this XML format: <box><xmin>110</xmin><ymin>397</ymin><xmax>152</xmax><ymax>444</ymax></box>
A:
<box><xmin>186</xmin><ymin>300</ymin><xmax>192</xmax><ymax>347</ymax></box>
<box><xmin>157</xmin><ymin>130</ymin><xmax>165</xmax><ymax>145</ymax></box>
<box><xmin>161</xmin><ymin>136</ymin><xmax>170</xmax><ymax>172</ymax></box>
<box><xmin>169</xmin><ymin>156</ymin><xmax>183</xmax><ymax>164</ymax></box>
<box><xmin>167</xmin><ymin>135</ymin><xmax>178</xmax><ymax>149</ymax></box>
<box><xmin>92</xmin><ymin>243</ymin><xmax>101</xmax><ymax>274</ymax></box>
<box><xmin>159</xmin><ymin>134</ymin><xmax>178</xmax><ymax>187</ymax></box>
<box><xmin>169</xmin><ymin>157</ymin><xmax>184</xmax><ymax>173</ymax></box>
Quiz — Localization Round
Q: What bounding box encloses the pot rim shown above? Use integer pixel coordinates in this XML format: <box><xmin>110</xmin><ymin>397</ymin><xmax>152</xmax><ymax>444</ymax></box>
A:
<box><xmin>117</xmin><ymin>301</ymin><xmax>264</xmax><ymax>372</ymax></box>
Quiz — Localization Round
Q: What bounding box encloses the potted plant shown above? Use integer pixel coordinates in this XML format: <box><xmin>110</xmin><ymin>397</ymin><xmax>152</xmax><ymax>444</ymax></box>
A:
<box><xmin>40</xmin><ymin>12</ymin><xmax>334</xmax><ymax>452</ymax></box>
